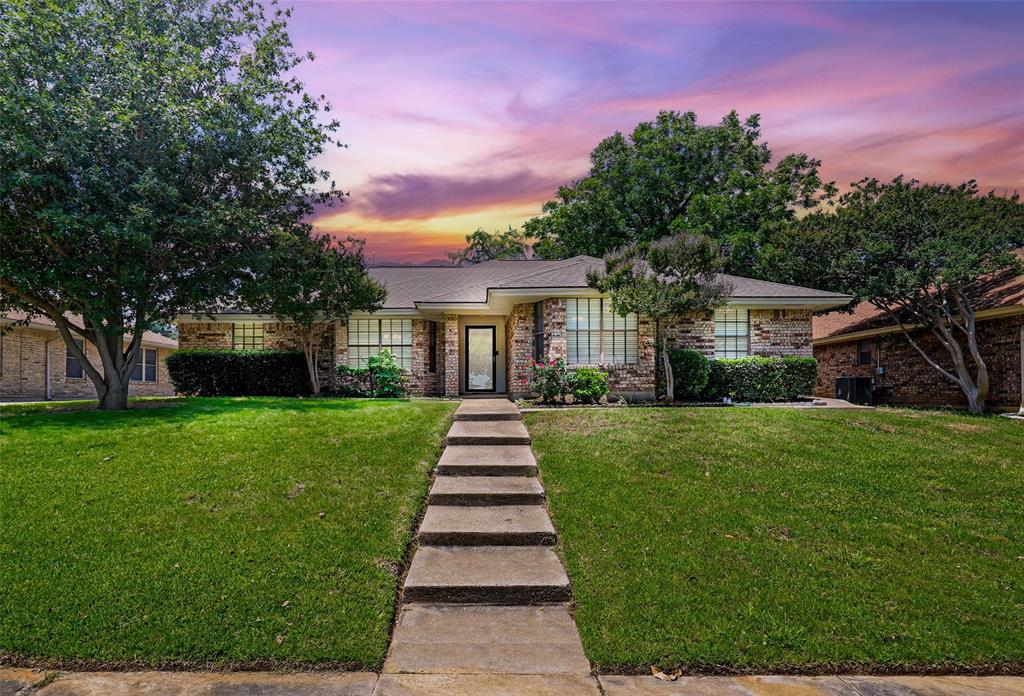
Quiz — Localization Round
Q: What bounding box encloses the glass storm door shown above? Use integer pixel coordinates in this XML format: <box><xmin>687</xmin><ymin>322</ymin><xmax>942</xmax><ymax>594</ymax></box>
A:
<box><xmin>465</xmin><ymin>326</ymin><xmax>496</xmax><ymax>392</ymax></box>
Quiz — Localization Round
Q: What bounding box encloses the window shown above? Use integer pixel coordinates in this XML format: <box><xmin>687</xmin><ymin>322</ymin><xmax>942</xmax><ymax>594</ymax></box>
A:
<box><xmin>714</xmin><ymin>308</ymin><xmax>749</xmax><ymax>359</ymax></box>
<box><xmin>348</xmin><ymin>318</ymin><xmax>413</xmax><ymax>370</ymax></box>
<box><xmin>566</xmin><ymin>298</ymin><xmax>638</xmax><ymax>365</ymax></box>
<box><xmin>232</xmin><ymin>322</ymin><xmax>264</xmax><ymax>350</ymax></box>
<box><xmin>66</xmin><ymin>339</ymin><xmax>85</xmax><ymax>379</ymax></box>
<box><xmin>428</xmin><ymin>320</ymin><xmax>438</xmax><ymax>373</ymax></box>
<box><xmin>534</xmin><ymin>303</ymin><xmax>546</xmax><ymax>361</ymax></box>
<box><xmin>858</xmin><ymin>339</ymin><xmax>874</xmax><ymax>366</ymax></box>
<box><xmin>131</xmin><ymin>348</ymin><xmax>158</xmax><ymax>382</ymax></box>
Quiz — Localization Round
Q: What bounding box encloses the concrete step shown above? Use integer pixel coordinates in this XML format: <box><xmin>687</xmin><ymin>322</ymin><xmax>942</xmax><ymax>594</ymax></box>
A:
<box><xmin>428</xmin><ymin>476</ymin><xmax>544</xmax><ymax>506</ymax></box>
<box><xmin>454</xmin><ymin>398</ymin><xmax>521</xmax><ymax>422</ymax></box>
<box><xmin>446</xmin><ymin>420</ymin><xmax>530</xmax><ymax>446</ymax></box>
<box><xmin>403</xmin><ymin>546</ymin><xmax>570</xmax><ymax>604</ymax></box>
<box><xmin>436</xmin><ymin>445</ymin><xmax>537</xmax><ymax>477</ymax></box>
<box><xmin>383</xmin><ymin>604</ymin><xmax>591</xmax><ymax>675</ymax></box>
<box><xmin>419</xmin><ymin>505</ymin><xmax>556</xmax><ymax>546</ymax></box>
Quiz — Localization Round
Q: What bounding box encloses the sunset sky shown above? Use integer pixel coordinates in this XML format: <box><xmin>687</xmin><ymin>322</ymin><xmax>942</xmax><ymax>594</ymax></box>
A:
<box><xmin>286</xmin><ymin>1</ymin><xmax>1024</xmax><ymax>265</ymax></box>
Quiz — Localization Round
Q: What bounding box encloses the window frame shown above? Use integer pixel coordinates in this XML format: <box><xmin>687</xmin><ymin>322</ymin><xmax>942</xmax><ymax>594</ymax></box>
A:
<box><xmin>428</xmin><ymin>320</ymin><xmax>438</xmax><ymax>373</ymax></box>
<box><xmin>347</xmin><ymin>318</ymin><xmax>413</xmax><ymax>370</ymax></box>
<box><xmin>714</xmin><ymin>308</ymin><xmax>750</xmax><ymax>359</ymax></box>
<box><xmin>533</xmin><ymin>302</ymin><xmax>545</xmax><ymax>361</ymax></box>
<box><xmin>566</xmin><ymin>298</ymin><xmax>638</xmax><ymax>366</ymax></box>
<box><xmin>858</xmin><ymin>338</ymin><xmax>874</xmax><ymax>366</ymax></box>
<box><xmin>232</xmin><ymin>322</ymin><xmax>264</xmax><ymax>351</ymax></box>
<box><xmin>131</xmin><ymin>347</ymin><xmax>159</xmax><ymax>383</ymax></box>
<box><xmin>66</xmin><ymin>338</ymin><xmax>85</xmax><ymax>379</ymax></box>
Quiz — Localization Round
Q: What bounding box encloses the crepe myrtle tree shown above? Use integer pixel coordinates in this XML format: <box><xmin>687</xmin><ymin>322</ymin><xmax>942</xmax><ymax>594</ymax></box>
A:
<box><xmin>588</xmin><ymin>231</ymin><xmax>732</xmax><ymax>401</ymax></box>
<box><xmin>526</xmin><ymin>110</ymin><xmax>835</xmax><ymax>278</ymax></box>
<box><xmin>764</xmin><ymin>177</ymin><xmax>1024</xmax><ymax>413</ymax></box>
<box><xmin>252</xmin><ymin>233</ymin><xmax>386</xmax><ymax>395</ymax></box>
<box><xmin>0</xmin><ymin>0</ymin><xmax>343</xmax><ymax>409</ymax></box>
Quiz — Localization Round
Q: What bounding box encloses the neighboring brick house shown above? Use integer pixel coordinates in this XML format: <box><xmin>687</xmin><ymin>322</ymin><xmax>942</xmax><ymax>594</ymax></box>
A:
<box><xmin>0</xmin><ymin>312</ymin><xmax>177</xmax><ymax>401</ymax></box>
<box><xmin>177</xmin><ymin>256</ymin><xmax>850</xmax><ymax>400</ymax></box>
<box><xmin>813</xmin><ymin>260</ymin><xmax>1024</xmax><ymax>412</ymax></box>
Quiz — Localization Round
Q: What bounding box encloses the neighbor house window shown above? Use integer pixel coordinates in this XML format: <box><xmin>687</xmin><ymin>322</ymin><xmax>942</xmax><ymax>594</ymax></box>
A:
<box><xmin>66</xmin><ymin>339</ymin><xmax>85</xmax><ymax>379</ymax></box>
<box><xmin>348</xmin><ymin>318</ymin><xmax>413</xmax><ymax>370</ymax></box>
<box><xmin>566</xmin><ymin>298</ymin><xmax>638</xmax><ymax>365</ymax></box>
<box><xmin>533</xmin><ymin>302</ymin><xmax>545</xmax><ymax>361</ymax></box>
<box><xmin>428</xmin><ymin>320</ymin><xmax>438</xmax><ymax>373</ymax></box>
<box><xmin>232</xmin><ymin>322</ymin><xmax>264</xmax><ymax>350</ymax></box>
<box><xmin>131</xmin><ymin>348</ymin><xmax>158</xmax><ymax>382</ymax></box>
<box><xmin>714</xmin><ymin>308</ymin><xmax>749</xmax><ymax>359</ymax></box>
<box><xmin>858</xmin><ymin>339</ymin><xmax>874</xmax><ymax>366</ymax></box>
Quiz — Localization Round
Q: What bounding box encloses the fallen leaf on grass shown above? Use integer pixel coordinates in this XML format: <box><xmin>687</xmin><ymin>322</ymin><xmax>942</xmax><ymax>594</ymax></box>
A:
<box><xmin>275</xmin><ymin>634</ymin><xmax>285</xmax><ymax>645</ymax></box>
<box><xmin>651</xmin><ymin>666</ymin><xmax>681</xmax><ymax>681</ymax></box>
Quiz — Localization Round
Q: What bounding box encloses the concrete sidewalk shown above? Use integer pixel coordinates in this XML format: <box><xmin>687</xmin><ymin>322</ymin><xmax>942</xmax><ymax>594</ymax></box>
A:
<box><xmin>4</xmin><ymin>668</ymin><xmax>1023</xmax><ymax>695</ymax></box>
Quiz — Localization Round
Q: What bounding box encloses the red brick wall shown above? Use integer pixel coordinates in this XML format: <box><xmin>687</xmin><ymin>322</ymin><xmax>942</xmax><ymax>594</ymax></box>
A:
<box><xmin>410</xmin><ymin>319</ymin><xmax>443</xmax><ymax>396</ymax></box>
<box><xmin>814</xmin><ymin>312</ymin><xmax>1023</xmax><ymax>411</ymax></box>
<box><xmin>751</xmin><ymin>309</ymin><xmax>813</xmax><ymax>357</ymax></box>
<box><xmin>443</xmin><ymin>314</ymin><xmax>459</xmax><ymax>397</ymax></box>
<box><xmin>506</xmin><ymin>303</ymin><xmax>535</xmax><ymax>399</ymax></box>
<box><xmin>178</xmin><ymin>321</ymin><xmax>232</xmax><ymax>349</ymax></box>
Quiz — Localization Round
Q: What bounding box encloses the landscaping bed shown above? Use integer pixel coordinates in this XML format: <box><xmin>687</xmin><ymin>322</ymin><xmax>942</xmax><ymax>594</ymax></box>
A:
<box><xmin>526</xmin><ymin>407</ymin><xmax>1024</xmax><ymax>673</ymax></box>
<box><xmin>0</xmin><ymin>397</ymin><xmax>455</xmax><ymax>669</ymax></box>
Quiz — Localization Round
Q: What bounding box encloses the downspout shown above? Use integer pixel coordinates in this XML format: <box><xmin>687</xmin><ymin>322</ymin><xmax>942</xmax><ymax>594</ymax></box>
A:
<box><xmin>44</xmin><ymin>334</ymin><xmax>60</xmax><ymax>401</ymax></box>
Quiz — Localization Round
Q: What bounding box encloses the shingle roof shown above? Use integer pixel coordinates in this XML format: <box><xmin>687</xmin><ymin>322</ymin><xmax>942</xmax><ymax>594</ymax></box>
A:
<box><xmin>369</xmin><ymin>255</ymin><xmax>850</xmax><ymax>309</ymax></box>
<box><xmin>0</xmin><ymin>311</ymin><xmax>179</xmax><ymax>348</ymax></box>
<box><xmin>813</xmin><ymin>250</ymin><xmax>1024</xmax><ymax>341</ymax></box>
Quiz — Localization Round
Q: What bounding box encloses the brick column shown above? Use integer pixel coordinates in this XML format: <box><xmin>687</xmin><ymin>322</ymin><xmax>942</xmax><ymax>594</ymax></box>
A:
<box><xmin>543</xmin><ymin>299</ymin><xmax>567</xmax><ymax>360</ymax></box>
<box><xmin>506</xmin><ymin>303</ymin><xmax>535</xmax><ymax>398</ymax></box>
<box><xmin>444</xmin><ymin>314</ymin><xmax>460</xmax><ymax>397</ymax></box>
<box><xmin>334</xmin><ymin>321</ymin><xmax>348</xmax><ymax>369</ymax></box>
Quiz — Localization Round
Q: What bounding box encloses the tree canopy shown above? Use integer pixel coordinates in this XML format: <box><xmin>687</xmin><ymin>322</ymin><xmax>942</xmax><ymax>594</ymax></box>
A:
<box><xmin>251</xmin><ymin>233</ymin><xmax>385</xmax><ymax>394</ymax></box>
<box><xmin>764</xmin><ymin>177</ymin><xmax>1024</xmax><ymax>413</ymax></box>
<box><xmin>447</xmin><ymin>226</ymin><xmax>529</xmax><ymax>265</ymax></box>
<box><xmin>588</xmin><ymin>232</ymin><xmax>732</xmax><ymax>400</ymax></box>
<box><xmin>525</xmin><ymin>110</ymin><xmax>834</xmax><ymax>277</ymax></box>
<box><xmin>0</xmin><ymin>0</ymin><xmax>342</xmax><ymax>408</ymax></box>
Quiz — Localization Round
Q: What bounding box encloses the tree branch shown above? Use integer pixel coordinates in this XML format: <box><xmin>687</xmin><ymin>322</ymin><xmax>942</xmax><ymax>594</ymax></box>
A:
<box><xmin>876</xmin><ymin>304</ymin><xmax>959</xmax><ymax>384</ymax></box>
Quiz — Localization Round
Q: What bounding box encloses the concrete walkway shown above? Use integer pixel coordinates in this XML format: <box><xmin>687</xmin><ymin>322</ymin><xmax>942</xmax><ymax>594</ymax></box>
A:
<box><xmin>381</xmin><ymin>398</ymin><xmax>596</xmax><ymax>693</ymax></box>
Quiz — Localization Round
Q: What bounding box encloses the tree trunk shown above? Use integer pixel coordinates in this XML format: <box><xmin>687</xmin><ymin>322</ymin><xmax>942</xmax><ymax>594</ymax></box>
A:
<box><xmin>304</xmin><ymin>342</ymin><xmax>320</xmax><ymax>396</ymax></box>
<box><xmin>97</xmin><ymin>375</ymin><xmax>130</xmax><ymax>410</ymax></box>
<box><xmin>91</xmin><ymin>331</ymin><xmax>137</xmax><ymax>411</ymax></box>
<box><xmin>655</xmin><ymin>317</ymin><xmax>674</xmax><ymax>401</ymax></box>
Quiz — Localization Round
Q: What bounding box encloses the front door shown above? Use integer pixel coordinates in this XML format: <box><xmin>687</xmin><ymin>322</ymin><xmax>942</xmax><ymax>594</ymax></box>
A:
<box><xmin>465</xmin><ymin>326</ymin><xmax>497</xmax><ymax>392</ymax></box>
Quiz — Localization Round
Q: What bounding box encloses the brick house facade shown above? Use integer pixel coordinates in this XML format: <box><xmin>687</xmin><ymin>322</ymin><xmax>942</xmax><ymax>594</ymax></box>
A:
<box><xmin>1</xmin><ymin>315</ymin><xmax>177</xmax><ymax>402</ymax></box>
<box><xmin>177</xmin><ymin>256</ymin><xmax>849</xmax><ymax>400</ymax></box>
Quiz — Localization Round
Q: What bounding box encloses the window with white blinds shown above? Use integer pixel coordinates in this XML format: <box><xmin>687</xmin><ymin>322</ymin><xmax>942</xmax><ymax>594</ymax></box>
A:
<box><xmin>714</xmin><ymin>308</ymin><xmax>749</xmax><ymax>358</ymax></box>
<box><xmin>347</xmin><ymin>318</ymin><xmax>413</xmax><ymax>370</ymax></box>
<box><xmin>566</xmin><ymin>298</ymin><xmax>638</xmax><ymax>365</ymax></box>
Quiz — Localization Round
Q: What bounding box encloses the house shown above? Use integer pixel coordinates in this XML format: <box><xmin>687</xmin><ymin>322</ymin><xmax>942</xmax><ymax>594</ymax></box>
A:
<box><xmin>0</xmin><ymin>312</ymin><xmax>178</xmax><ymax>401</ymax></box>
<box><xmin>813</xmin><ymin>259</ymin><xmax>1024</xmax><ymax>412</ymax></box>
<box><xmin>176</xmin><ymin>256</ymin><xmax>852</xmax><ymax>400</ymax></box>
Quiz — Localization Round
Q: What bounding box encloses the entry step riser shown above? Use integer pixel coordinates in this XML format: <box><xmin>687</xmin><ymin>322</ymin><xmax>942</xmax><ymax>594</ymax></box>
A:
<box><xmin>436</xmin><ymin>463</ymin><xmax>538</xmax><ymax>477</ymax></box>
<box><xmin>404</xmin><ymin>586</ymin><xmax>571</xmax><ymax>604</ymax></box>
<box><xmin>447</xmin><ymin>435</ymin><xmax>531</xmax><ymax>446</ymax></box>
<box><xmin>453</xmin><ymin>412</ymin><xmax>522</xmax><ymax>422</ymax></box>
<box><xmin>428</xmin><ymin>492</ymin><xmax>545</xmax><ymax>506</ymax></box>
<box><xmin>419</xmin><ymin>531</ymin><xmax>557</xmax><ymax>546</ymax></box>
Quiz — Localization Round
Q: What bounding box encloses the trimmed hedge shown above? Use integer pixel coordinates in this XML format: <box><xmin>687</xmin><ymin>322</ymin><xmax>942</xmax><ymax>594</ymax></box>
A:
<box><xmin>334</xmin><ymin>365</ymin><xmax>372</xmax><ymax>397</ymax></box>
<box><xmin>167</xmin><ymin>349</ymin><xmax>312</xmax><ymax>396</ymax></box>
<box><xmin>571</xmin><ymin>367</ymin><xmax>609</xmax><ymax>404</ymax></box>
<box><xmin>668</xmin><ymin>348</ymin><xmax>711</xmax><ymax>401</ymax></box>
<box><xmin>705</xmin><ymin>356</ymin><xmax>818</xmax><ymax>402</ymax></box>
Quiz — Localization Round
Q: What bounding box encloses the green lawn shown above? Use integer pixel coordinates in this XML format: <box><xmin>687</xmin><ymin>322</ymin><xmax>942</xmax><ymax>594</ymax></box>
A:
<box><xmin>1</xmin><ymin>397</ymin><xmax>455</xmax><ymax>669</ymax></box>
<box><xmin>526</xmin><ymin>407</ymin><xmax>1024</xmax><ymax>672</ymax></box>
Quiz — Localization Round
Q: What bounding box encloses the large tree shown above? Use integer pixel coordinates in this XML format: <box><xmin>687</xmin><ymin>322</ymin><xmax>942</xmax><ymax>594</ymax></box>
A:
<box><xmin>0</xmin><ymin>0</ymin><xmax>341</xmax><ymax>409</ymax></box>
<box><xmin>588</xmin><ymin>231</ymin><xmax>732</xmax><ymax>401</ymax></box>
<box><xmin>764</xmin><ymin>177</ymin><xmax>1024</xmax><ymax>413</ymax></box>
<box><xmin>253</xmin><ymin>234</ymin><xmax>385</xmax><ymax>395</ymax></box>
<box><xmin>525</xmin><ymin>110</ymin><xmax>834</xmax><ymax>276</ymax></box>
<box><xmin>447</xmin><ymin>226</ymin><xmax>529</xmax><ymax>265</ymax></box>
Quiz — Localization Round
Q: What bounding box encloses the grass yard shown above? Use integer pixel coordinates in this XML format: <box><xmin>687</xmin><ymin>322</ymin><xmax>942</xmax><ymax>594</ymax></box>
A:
<box><xmin>0</xmin><ymin>397</ymin><xmax>455</xmax><ymax>669</ymax></box>
<box><xmin>526</xmin><ymin>407</ymin><xmax>1023</xmax><ymax>673</ymax></box>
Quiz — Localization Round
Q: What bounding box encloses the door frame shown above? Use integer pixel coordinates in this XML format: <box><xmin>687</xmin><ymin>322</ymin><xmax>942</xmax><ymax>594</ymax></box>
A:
<box><xmin>464</xmin><ymin>325</ymin><xmax>497</xmax><ymax>393</ymax></box>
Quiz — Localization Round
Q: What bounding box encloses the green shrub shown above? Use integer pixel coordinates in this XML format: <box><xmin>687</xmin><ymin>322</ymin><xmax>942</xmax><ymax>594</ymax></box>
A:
<box><xmin>166</xmin><ymin>349</ymin><xmax>311</xmax><ymax>396</ymax></box>
<box><xmin>668</xmin><ymin>348</ymin><xmax>711</xmax><ymax>401</ymax></box>
<box><xmin>705</xmin><ymin>356</ymin><xmax>818</xmax><ymax>402</ymax></box>
<box><xmin>571</xmin><ymin>367</ymin><xmax>609</xmax><ymax>403</ymax></box>
<box><xmin>366</xmin><ymin>349</ymin><xmax>408</xmax><ymax>398</ymax></box>
<box><xmin>529</xmin><ymin>357</ymin><xmax>570</xmax><ymax>402</ymax></box>
<box><xmin>334</xmin><ymin>365</ymin><xmax>371</xmax><ymax>397</ymax></box>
